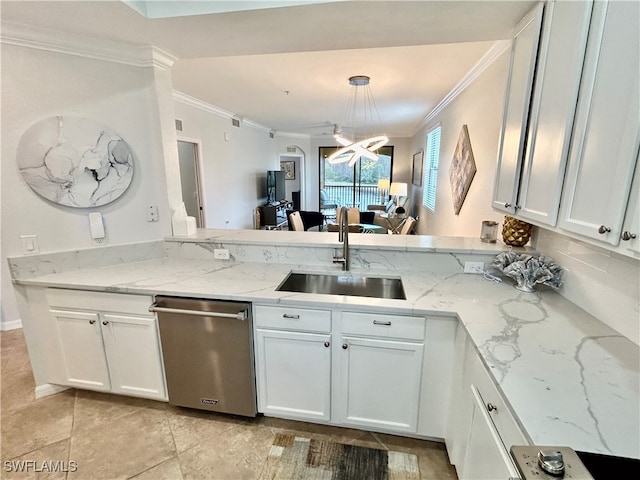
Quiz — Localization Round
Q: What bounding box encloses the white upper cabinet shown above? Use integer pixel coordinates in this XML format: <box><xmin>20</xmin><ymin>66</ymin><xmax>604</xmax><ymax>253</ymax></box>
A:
<box><xmin>492</xmin><ymin>2</ymin><xmax>544</xmax><ymax>215</ymax></box>
<box><xmin>517</xmin><ymin>0</ymin><xmax>592</xmax><ymax>225</ymax></box>
<box><xmin>494</xmin><ymin>1</ymin><xmax>593</xmax><ymax>226</ymax></box>
<box><xmin>558</xmin><ymin>0</ymin><xmax>640</xmax><ymax>244</ymax></box>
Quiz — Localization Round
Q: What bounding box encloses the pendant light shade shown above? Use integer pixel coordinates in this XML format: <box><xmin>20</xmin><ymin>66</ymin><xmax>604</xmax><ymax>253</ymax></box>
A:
<box><xmin>328</xmin><ymin>75</ymin><xmax>389</xmax><ymax>166</ymax></box>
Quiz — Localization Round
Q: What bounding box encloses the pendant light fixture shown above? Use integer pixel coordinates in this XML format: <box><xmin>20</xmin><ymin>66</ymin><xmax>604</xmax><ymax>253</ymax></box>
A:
<box><xmin>328</xmin><ymin>75</ymin><xmax>389</xmax><ymax>167</ymax></box>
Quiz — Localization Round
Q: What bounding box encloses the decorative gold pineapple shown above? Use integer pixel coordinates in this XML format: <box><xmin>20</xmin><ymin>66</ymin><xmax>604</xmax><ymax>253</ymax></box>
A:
<box><xmin>502</xmin><ymin>216</ymin><xmax>533</xmax><ymax>247</ymax></box>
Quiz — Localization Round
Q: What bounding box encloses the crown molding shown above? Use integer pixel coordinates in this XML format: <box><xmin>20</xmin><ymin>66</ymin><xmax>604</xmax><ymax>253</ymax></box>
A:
<box><xmin>173</xmin><ymin>89</ymin><xmax>300</xmax><ymax>136</ymax></box>
<box><xmin>173</xmin><ymin>90</ymin><xmax>237</xmax><ymax>119</ymax></box>
<box><xmin>412</xmin><ymin>39</ymin><xmax>511</xmax><ymax>136</ymax></box>
<box><xmin>275</xmin><ymin>131</ymin><xmax>310</xmax><ymax>139</ymax></box>
<box><xmin>0</xmin><ymin>20</ymin><xmax>176</xmax><ymax>69</ymax></box>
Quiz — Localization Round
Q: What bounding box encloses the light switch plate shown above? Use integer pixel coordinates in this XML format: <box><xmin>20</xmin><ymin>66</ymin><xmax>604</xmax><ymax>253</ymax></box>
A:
<box><xmin>20</xmin><ymin>235</ymin><xmax>39</xmax><ymax>254</ymax></box>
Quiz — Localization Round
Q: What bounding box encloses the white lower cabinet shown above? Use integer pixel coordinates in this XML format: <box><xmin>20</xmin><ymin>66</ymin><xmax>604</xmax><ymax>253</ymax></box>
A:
<box><xmin>254</xmin><ymin>305</ymin><xmax>332</xmax><ymax>421</ymax></box>
<box><xmin>255</xmin><ymin>329</ymin><xmax>331</xmax><ymax>421</ymax></box>
<box><xmin>461</xmin><ymin>385</ymin><xmax>520</xmax><ymax>480</ymax></box>
<box><xmin>447</xmin><ymin>332</ymin><xmax>528</xmax><ymax>480</ymax></box>
<box><xmin>254</xmin><ymin>305</ymin><xmax>445</xmax><ymax>436</ymax></box>
<box><xmin>338</xmin><ymin>336</ymin><xmax>423</xmax><ymax>433</ymax></box>
<box><xmin>48</xmin><ymin>289</ymin><xmax>167</xmax><ymax>401</ymax></box>
<box><xmin>53</xmin><ymin>309</ymin><xmax>111</xmax><ymax>391</ymax></box>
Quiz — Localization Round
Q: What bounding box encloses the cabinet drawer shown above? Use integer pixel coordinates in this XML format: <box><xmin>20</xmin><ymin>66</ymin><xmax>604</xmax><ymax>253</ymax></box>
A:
<box><xmin>46</xmin><ymin>288</ymin><xmax>153</xmax><ymax>316</ymax></box>
<box><xmin>341</xmin><ymin>312</ymin><xmax>425</xmax><ymax>341</ymax></box>
<box><xmin>469</xmin><ymin>349</ymin><xmax>528</xmax><ymax>450</ymax></box>
<box><xmin>254</xmin><ymin>305</ymin><xmax>331</xmax><ymax>333</ymax></box>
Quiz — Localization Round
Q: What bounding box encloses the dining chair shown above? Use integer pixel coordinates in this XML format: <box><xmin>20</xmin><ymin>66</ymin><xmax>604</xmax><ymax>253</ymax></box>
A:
<box><xmin>347</xmin><ymin>207</ymin><xmax>360</xmax><ymax>224</ymax></box>
<box><xmin>336</xmin><ymin>207</ymin><xmax>361</xmax><ymax>225</ymax></box>
<box><xmin>289</xmin><ymin>211</ymin><xmax>305</xmax><ymax>231</ymax></box>
<box><xmin>399</xmin><ymin>216</ymin><xmax>416</xmax><ymax>235</ymax></box>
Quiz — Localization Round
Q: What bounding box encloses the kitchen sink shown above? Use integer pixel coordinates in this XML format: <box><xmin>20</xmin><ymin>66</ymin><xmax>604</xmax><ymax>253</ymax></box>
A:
<box><xmin>276</xmin><ymin>272</ymin><xmax>406</xmax><ymax>300</ymax></box>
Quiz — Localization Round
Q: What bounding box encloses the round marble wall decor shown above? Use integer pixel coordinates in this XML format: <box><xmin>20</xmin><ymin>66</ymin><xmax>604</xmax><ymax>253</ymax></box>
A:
<box><xmin>17</xmin><ymin>116</ymin><xmax>135</xmax><ymax>208</ymax></box>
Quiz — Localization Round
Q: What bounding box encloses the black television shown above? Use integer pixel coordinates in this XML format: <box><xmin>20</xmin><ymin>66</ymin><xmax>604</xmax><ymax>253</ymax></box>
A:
<box><xmin>266</xmin><ymin>170</ymin><xmax>286</xmax><ymax>204</ymax></box>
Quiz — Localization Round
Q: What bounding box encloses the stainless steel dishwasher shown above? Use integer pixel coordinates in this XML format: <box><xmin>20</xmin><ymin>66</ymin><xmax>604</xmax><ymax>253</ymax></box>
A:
<box><xmin>151</xmin><ymin>296</ymin><xmax>256</xmax><ymax>417</ymax></box>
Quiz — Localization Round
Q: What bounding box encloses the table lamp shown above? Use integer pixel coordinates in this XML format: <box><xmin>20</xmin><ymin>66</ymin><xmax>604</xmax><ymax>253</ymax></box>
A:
<box><xmin>389</xmin><ymin>182</ymin><xmax>407</xmax><ymax>206</ymax></box>
<box><xmin>377</xmin><ymin>178</ymin><xmax>390</xmax><ymax>204</ymax></box>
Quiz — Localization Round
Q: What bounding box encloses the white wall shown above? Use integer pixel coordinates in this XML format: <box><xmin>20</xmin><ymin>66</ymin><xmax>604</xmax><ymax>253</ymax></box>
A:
<box><xmin>173</xmin><ymin>98</ymin><xmax>310</xmax><ymax>228</ymax></box>
<box><xmin>410</xmin><ymin>50</ymin><xmax>509</xmax><ymax>236</ymax></box>
<box><xmin>1</xmin><ymin>44</ymin><xmax>175</xmax><ymax>327</ymax></box>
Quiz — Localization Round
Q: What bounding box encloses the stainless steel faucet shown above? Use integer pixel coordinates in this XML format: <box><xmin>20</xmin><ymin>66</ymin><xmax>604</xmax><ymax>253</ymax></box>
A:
<box><xmin>333</xmin><ymin>206</ymin><xmax>350</xmax><ymax>271</ymax></box>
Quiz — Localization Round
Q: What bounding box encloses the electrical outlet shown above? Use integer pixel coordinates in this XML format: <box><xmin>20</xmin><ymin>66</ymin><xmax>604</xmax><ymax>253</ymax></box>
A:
<box><xmin>464</xmin><ymin>261</ymin><xmax>485</xmax><ymax>274</ymax></box>
<box><xmin>147</xmin><ymin>205</ymin><xmax>159</xmax><ymax>222</ymax></box>
<box><xmin>214</xmin><ymin>249</ymin><xmax>230</xmax><ymax>260</ymax></box>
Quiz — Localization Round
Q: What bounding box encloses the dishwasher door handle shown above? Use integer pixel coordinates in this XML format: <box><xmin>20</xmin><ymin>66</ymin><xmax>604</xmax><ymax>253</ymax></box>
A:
<box><xmin>149</xmin><ymin>303</ymin><xmax>247</xmax><ymax>320</ymax></box>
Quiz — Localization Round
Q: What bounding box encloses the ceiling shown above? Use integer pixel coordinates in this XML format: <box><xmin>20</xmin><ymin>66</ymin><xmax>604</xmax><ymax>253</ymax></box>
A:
<box><xmin>1</xmin><ymin>1</ymin><xmax>537</xmax><ymax>137</ymax></box>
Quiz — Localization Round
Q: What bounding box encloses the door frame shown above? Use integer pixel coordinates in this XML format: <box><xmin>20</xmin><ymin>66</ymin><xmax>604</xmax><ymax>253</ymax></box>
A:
<box><xmin>177</xmin><ymin>136</ymin><xmax>206</xmax><ymax>228</ymax></box>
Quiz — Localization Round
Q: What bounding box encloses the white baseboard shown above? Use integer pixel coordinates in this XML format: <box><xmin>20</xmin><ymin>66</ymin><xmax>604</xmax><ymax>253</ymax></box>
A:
<box><xmin>0</xmin><ymin>319</ymin><xmax>23</xmax><ymax>331</ymax></box>
<box><xmin>35</xmin><ymin>384</ymin><xmax>71</xmax><ymax>399</ymax></box>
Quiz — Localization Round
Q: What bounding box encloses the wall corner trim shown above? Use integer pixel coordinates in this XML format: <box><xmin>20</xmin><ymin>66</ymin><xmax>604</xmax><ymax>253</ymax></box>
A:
<box><xmin>0</xmin><ymin>20</ymin><xmax>176</xmax><ymax>69</ymax></box>
<box><xmin>35</xmin><ymin>384</ymin><xmax>72</xmax><ymax>399</ymax></box>
<box><xmin>0</xmin><ymin>318</ymin><xmax>23</xmax><ymax>331</ymax></box>
<box><xmin>412</xmin><ymin>39</ymin><xmax>512</xmax><ymax>135</ymax></box>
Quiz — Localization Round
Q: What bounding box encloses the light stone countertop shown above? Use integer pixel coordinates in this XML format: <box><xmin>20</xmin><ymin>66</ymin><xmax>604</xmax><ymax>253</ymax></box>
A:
<box><xmin>9</xmin><ymin>232</ymin><xmax>639</xmax><ymax>460</ymax></box>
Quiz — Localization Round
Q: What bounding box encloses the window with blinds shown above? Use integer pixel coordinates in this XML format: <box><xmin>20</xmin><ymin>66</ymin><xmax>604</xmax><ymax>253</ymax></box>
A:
<box><xmin>422</xmin><ymin>126</ymin><xmax>442</xmax><ymax>211</ymax></box>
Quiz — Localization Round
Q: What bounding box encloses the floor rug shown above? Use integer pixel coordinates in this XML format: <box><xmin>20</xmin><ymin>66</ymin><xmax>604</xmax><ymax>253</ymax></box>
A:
<box><xmin>259</xmin><ymin>433</ymin><xmax>420</xmax><ymax>480</ymax></box>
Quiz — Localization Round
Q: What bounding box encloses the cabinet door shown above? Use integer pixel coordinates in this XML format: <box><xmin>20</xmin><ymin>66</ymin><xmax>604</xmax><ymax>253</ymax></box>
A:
<box><xmin>338</xmin><ymin>336</ymin><xmax>423</xmax><ymax>433</ymax></box>
<box><xmin>618</xmin><ymin>160</ymin><xmax>639</xmax><ymax>255</ymax></box>
<box><xmin>101</xmin><ymin>314</ymin><xmax>167</xmax><ymax>401</ymax></box>
<box><xmin>492</xmin><ymin>3</ymin><xmax>544</xmax><ymax>214</ymax></box>
<box><xmin>52</xmin><ymin>309</ymin><xmax>111</xmax><ymax>391</ymax></box>
<box><xmin>418</xmin><ymin>316</ymin><xmax>458</xmax><ymax>438</ymax></box>
<box><xmin>517</xmin><ymin>0</ymin><xmax>592</xmax><ymax>226</ymax></box>
<box><xmin>461</xmin><ymin>385</ymin><xmax>520</xmax><ymax>480</ymax></box>
<box><xmin>255</xmin><ymin>329</ymin><xmax>331</xmax><ymax>421</ymax></box>
<box><xmin>559</xmin><ymin>0</ymin><xmax>640</xmax><ymax>244</ymax></box>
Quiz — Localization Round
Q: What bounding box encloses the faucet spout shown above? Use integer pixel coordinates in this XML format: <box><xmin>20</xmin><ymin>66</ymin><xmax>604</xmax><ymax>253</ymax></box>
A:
<box><xmin>333</xmin><ymin>206</ymin><xmax>350</xmax><ymax>271</ymax></box>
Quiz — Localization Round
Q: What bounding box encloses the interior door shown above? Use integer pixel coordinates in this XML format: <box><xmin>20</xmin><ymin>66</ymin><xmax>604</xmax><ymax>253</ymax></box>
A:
<box><xmin>177</xmin><ymin>140</ymin><xmax>205</xmax><ymax>227</ymax></box>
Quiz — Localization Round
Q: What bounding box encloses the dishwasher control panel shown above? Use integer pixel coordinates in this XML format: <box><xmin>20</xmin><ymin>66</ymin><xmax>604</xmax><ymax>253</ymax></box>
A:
<box><xmin>511</xmin><ymin>446</ymin><xmax>594</xmax><ymax>480</ymax></box>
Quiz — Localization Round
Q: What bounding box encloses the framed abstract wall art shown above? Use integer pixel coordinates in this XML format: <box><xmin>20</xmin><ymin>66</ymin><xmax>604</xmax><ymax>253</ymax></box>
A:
<box><xmin>412</xmin><ymin>150</ymin><xmax>423</xmax><ymax>186</ymax></box>
<box><xmin>17</xmin><ymin>116</ymin><xmax>135</xmax><ymax>208</ymax></box>
<box><xmin>449</xmin><ymin>124</ymin><xmax>476</xmax><ymax>215</ymax></box>
<box><xmin>280</xmin><ymin>160</ymin><xmax>295</xmax><ymax>180</ymax></box>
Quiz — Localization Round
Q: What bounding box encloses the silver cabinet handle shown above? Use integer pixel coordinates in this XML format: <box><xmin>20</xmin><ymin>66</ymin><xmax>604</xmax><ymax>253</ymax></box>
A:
<box><xmin>282</xmin><ymin>314</ymin><xmax>300</xmax><ymax>319</ymax></box>
<box><xmin>324</xmin><ymin>342</ymin><xmax>330</xmax><ymax>348</ymax></box>
<box><xmin>89</xmin><ymin>319</ymin><xmax>96</xmax><ymax>325</ymax></box>
<box><xmin>622</xmin><ymin>231</ymin><xmax>637</xmax><ymax>241</ymax></box>
<box><xmin>149</xmin><ymin>303</ymin><xmax>247</xmax><ymax>321</ymax></box>
<box><xmin>102</xmin><ymin>321</ymin><xmax>109</xmax><ymax>326</ymax></box>
<box><xmin>373</xmin><ymin>320</ymin><xmax>392</xmax><ymax>326</ymax></box>
<box><xmin>598</xmin><ymin>225</ymin><xmax>611</xmax><ymax>234</ymax></box>
<box><xmin>342</xmin><ymin>343</ymin><xmax>348</xmax><ymax>349</ymax></box>
<box><xmin>487</xmin><ymin>403</ymin><xmax>497</xmax><ymax>412</ymax></box>
<box><xmin>504</xmin><ymin>203</ymin><xmax>511</xmax><ymax>208</ymax></box>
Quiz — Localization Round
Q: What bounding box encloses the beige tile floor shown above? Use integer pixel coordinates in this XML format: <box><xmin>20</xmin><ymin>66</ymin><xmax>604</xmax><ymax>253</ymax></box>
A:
<box><xmin>1</xmin><ymin>329</ymin><xmax>458</xmax><ymax>480</ymax></box>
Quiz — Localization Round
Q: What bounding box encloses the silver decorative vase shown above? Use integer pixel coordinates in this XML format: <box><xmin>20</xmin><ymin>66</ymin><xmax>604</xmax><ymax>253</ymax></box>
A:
<box><xmin>514</xmin><ymin>283</ymin><xmax>536</xmax><ymax>293</ymax></box>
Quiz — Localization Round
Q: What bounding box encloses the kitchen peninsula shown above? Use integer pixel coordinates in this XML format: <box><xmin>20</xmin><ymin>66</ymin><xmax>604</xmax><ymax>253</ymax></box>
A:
<box><xmin>8</xmin><ymin>229</ymin><xmax>639</xmax><ymax>476</ymax></box>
